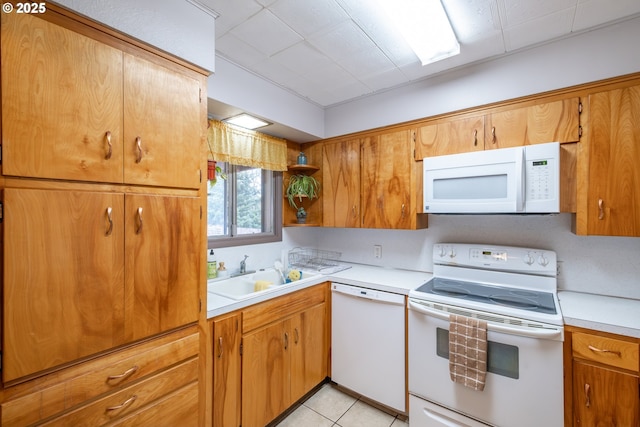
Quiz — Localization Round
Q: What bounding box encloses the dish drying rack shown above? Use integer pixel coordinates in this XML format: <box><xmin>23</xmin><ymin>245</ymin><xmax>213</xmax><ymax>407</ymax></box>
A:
<box><xmin>287</xmin><ymin>247</ymin><xmax>351</xmax><ymax>274</ymax></box>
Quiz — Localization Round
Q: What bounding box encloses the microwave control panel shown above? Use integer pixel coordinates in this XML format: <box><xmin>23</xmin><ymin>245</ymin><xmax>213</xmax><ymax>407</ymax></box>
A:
<box><xmin>524</xmin><ymin>142</ymin><xmax>560</xmax><ymax>212</ymax></box>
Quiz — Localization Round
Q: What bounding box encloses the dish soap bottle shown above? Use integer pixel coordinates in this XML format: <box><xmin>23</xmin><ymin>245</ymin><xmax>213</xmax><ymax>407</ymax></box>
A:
<box><xmin>207</xmin><ymin>249</ymin><xmax>217</xmax><ymax>279</ymax></box>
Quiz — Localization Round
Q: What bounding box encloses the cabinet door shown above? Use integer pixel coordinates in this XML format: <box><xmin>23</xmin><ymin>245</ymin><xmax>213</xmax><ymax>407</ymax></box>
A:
<box><xmin>362</xmin><ymin>130</ymin><xmax>415</xmax><ymax>229</ymax></box>
<box><xmin>242</xmin><ymin>320</ymin><xmax>290</xmax><ymax>427</ymax></box>
<box><xmin>212</xmin><ymin>313</ymin><xmax>242</xmax><ymax>427</ymax></box>
<box><xmin>290</xmin><ymin>303</ymin><xmax>327</xmax><ymax>403</ymax></box>
<box><xmin>322</xmin><ymin>139</ymin><xmax>361</xmax><ymax>227</ymax></box>
<box><xmin>3</xmin><ymin>188</ymin><xmax>125</xmax><ymax>382</ymax></box>
<box><xmin>415</xmin><ymin>115</ymin><xmax>484</xmax><ymax>158</ymax></box>
<box><xmin>585</xmin><ymin>86</ymin><xmax>640</xmax><ymax>236</ymax></box>
<box><xmin>572</xmin><ymin>361</ymin><xmax>639</xmax><ymax>427</ymax></box>
<box><xmin>1</xmin><ymin>12</ymin><xmax>124</xmax><ymax>183</ymax></box>
<box><xmin>123</xmin><ymin>54</ymin><xmax>202</xmax><ymax>189</ymax></box>
<box><xmin>486</xmin><ymin>97</ymin><xmax>580</xmax><ymax>149</ymax></box>
<box><xmin>124</xmin><ymin>194</ymin><xmax>200</xmax><ymax>341</ymax></box>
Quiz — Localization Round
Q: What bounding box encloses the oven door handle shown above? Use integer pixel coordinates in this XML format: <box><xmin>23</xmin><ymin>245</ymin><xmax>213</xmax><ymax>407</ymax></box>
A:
<box><xmin>409</xmin><ymin>300</ymin><xmax>563</xmax><ymax>339</ymax></box>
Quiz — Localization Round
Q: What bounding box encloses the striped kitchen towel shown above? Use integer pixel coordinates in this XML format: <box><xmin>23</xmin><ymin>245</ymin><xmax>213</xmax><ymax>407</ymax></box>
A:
<box><xmin>449</xmin><ymin>314</ymin><xmax>488</xmax><ymax>391</ymax></box>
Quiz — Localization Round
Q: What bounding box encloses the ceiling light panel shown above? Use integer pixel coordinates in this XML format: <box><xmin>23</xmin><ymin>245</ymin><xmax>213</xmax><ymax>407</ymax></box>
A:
<box><xmin>376</xmin><ymin>0</ymin><xmax>460</xmax><ymax>65</ymax></box>
<box><xmin>224</xmin><ymin>113</ymin><xmax>271</xmax><ymax>129</ymax></box>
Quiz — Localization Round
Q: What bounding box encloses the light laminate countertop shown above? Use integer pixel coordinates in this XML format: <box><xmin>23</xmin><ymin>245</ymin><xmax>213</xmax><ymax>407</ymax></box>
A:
<box><xmin>558</xmin><ymin>291</ymin><xmax>640</xmax><ymax>338</ymax></box>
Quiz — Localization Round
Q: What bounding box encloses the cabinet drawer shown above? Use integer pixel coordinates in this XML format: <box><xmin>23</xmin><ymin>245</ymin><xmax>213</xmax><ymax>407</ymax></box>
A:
<box><xmin>243</xmin><ymin>284</ymin><xmax>327</xmax><ymax>333</ymax></box>
<box><xmin>1</xmin><ymin>327</ymin><xmax>199</xmax><ymax>427</ymax></box>
<box><xmin>572</xmin><ymin>332</ymin><xmax>639</xmax><ymax>372</ymax></box>
<box><xmin>108</xmin><ymin>382</ymin><xmax>199</xmax><ymax>427</ymax></box>
<box><xmin>40</xmin><ymin>357</ymin><xmax>198</xmax><ymax>426</ymax></box>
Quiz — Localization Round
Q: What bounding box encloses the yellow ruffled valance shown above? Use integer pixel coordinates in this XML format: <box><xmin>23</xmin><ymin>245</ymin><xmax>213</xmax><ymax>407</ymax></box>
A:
<box><xmin>207</xmin><ymin>119</ymin><xmax>287</xmax><ymax>171</ymax></box>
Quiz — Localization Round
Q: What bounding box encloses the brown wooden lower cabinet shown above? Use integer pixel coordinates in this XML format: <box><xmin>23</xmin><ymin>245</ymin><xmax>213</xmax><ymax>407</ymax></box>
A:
<box><xmin>0</xmin><ymin>326</ymin><xmax>199</xmax><ymax>427</ymax></box>
<box><xmin>564</xmin><ymin>326</ymin><xmax>640</xmax><ymax>427</ymax></box>
<box><xmin>211</xmin><ymin>283</ymin><xmax>329</xmax><ymax>427</ymax></box>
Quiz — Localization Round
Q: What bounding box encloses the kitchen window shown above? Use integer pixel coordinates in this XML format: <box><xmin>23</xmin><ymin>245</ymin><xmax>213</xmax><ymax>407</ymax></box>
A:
<box><xmin>207</xmin><ymin>161</ymin><xmax>282</xmax><ymax>248</ymax></box>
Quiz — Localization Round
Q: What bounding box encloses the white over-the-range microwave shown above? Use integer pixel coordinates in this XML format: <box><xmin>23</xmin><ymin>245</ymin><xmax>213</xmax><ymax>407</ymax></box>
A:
<box><xmin>423</xmin><ymin>141</ymin><xmax>560</xmax><ymax>214</ymax></box>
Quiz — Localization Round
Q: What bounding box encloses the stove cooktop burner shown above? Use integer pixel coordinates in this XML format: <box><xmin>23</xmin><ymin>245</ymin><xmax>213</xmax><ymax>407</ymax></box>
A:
<box><xmin>415</xmin><ymin>277</ymin><xmax>557</xmax><ymax>315</ymax></box>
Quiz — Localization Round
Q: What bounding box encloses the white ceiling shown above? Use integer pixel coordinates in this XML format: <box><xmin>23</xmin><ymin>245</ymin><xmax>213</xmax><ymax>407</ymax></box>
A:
<box><xmin>204</xmin><ymin>0</ymin><xmax>640</xmax><ymax>108</ymax></box>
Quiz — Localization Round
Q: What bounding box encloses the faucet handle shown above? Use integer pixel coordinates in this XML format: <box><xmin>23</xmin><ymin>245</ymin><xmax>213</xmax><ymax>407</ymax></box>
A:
<box><xmin>243</xmin><ymin>255</ymin><xmax>249</xmax><ymax>261</ymax></box>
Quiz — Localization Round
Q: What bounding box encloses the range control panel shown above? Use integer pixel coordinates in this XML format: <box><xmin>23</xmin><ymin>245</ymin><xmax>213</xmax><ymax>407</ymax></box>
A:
<box><xmin>434</xmin><ymin>243</ymin><xmax>557</xmax><ymax>276</ymax></box>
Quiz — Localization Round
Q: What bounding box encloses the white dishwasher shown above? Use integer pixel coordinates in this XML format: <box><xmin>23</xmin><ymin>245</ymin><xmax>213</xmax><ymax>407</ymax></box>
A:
<box><xmin>331</xmin><ymin>282</ymin><xmax>406</xmax><ymax>413</ymax></box>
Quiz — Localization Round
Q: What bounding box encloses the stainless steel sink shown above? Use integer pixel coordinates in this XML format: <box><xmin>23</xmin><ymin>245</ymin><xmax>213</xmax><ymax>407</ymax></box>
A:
<box><xmin>208</xmin><ymin>268</ymin><xmax>319</xmax><ymax>300</ymax></box>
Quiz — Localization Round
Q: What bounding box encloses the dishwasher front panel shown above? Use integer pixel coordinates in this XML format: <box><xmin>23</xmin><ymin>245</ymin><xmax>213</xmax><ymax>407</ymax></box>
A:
<box><xmin>331</xmin><ymin>282</ymin><xmax>406</xmax><ymax>413</ymax></box>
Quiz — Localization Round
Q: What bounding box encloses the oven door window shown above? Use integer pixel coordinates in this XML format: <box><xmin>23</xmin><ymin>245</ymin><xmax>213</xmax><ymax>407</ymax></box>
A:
<box><xmin>436</xmin><ymin>328</ymin><xmax>519</xmax><ymax>379</ymax></box>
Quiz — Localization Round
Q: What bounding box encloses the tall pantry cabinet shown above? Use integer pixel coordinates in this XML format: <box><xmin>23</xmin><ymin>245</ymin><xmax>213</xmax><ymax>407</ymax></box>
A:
<box><xmin>0</xmin><ymin>5</ymin><xmax>208</xmax><ymax>426</ymax></box>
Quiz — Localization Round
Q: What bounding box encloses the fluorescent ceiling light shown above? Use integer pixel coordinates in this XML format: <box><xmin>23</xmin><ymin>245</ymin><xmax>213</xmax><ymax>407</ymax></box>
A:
<box><xmin>377</xmin><ymin>0</ymin><xmax>460</xmax><ymax>65</ymax></box>
<box><xmin>223</xmin><ymin>113</ymin><xmax>271</xmax><ymax>130</ymax></box>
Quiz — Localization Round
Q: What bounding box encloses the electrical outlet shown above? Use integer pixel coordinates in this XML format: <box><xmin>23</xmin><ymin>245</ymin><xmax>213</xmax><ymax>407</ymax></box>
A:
<box><xmin>374</xmin><ymin>244</ymin><xmax>382</xmax><ymax>259</ymax></box>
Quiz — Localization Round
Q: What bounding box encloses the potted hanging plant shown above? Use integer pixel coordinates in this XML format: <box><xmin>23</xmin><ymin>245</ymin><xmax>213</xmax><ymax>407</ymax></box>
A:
<box><xmin>286</xmin><ymin>174</ymin><xmax>320</xmax><ymax>223</ymax></box>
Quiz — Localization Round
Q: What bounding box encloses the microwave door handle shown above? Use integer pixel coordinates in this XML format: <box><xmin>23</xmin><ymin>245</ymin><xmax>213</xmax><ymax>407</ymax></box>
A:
<box><xmin>516</xmin><ymin>149</ymin><xmax>525</xmax><ymax>211</ymax></box>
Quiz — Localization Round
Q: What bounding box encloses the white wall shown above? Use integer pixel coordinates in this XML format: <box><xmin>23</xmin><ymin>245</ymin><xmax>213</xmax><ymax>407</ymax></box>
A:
<box><xmin>283</xmin><ymin>215</ymin><xmax>640</xmax><ymax>300</ymax></box>
<box><xmin>208</xmin><ymin>57</ymin><xmax>325</xmax><ymax>138</ymax></box>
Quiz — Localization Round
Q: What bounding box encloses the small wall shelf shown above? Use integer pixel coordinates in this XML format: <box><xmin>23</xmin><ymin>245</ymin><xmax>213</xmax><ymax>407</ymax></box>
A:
<box><xmin>287</xmin><ymin>164</ymin><xmax>319</xmax><ymax>174</ymax></box>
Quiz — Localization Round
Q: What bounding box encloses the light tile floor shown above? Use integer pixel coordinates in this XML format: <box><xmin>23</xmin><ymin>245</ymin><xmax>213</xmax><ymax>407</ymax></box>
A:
<box><xmin>276</xmin><ymin>383</ymin><xmax>409</xmax><ymax>427</ymax></box>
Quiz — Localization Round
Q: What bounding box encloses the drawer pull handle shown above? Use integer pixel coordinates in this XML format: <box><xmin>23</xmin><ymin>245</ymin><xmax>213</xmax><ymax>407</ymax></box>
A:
<box><xmin>473</xmin><ymin>129</ymin><xmax>478</xmax><ymax>146</ymax></box>
<box><xmin>105</xmin><ymin>131</ymin><xmax>113</xmax><ymax>160</ymax></box>
<box><xmin>105</xmin><ymin>207</ymin><xmax>113</xmax><ymax>236</ymax></box>
<box><xmin>107</xmin><ymin>365</ymin><xmax>139</xmax><ymax>381</ymax></box>
<box><xmin>584</xmin><ymin>383</ymin><xmax>590</xmax><ymax>408</ymax></box>
<box><xmin>284</xmin><ymin>332</ymin><xmax>289</xmax><ymax>350</ymax></box>
<box><xmin>491</xmin><ymin>126</ymin><xmax>496</xmax><ymax>143</ymax></box>
<box><xmin>106</xmin><ymin>395</ymin><xmax>137</xmax><ymax>412</ymax></box>
<box><xmin>588</xmin><ymin>344</ymin><xmax>621</xmax><ymax>357</ymax></box>
<box><xmin>136</xmin><ymin>207</ymin><xmax>143</xmax><ymax>234</ymax></box>
<box><xmin>218</xmin><ymin>336</ymin><xmax>223</xmax><ymax>358</ymax></box>
<box><xmin>294</xmin><ymin>328</ymin><xmax>299</xmax><ymax>344</ymax></box>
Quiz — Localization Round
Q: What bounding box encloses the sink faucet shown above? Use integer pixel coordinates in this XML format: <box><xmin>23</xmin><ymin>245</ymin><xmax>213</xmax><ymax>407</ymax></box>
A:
<box><xmin>240</xmin><ymin>255</ymin><xmax>249</xmax><ymax>274</ymax></box>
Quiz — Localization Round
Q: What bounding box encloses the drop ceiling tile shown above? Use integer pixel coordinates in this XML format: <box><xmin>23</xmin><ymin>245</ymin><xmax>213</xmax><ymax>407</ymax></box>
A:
<box><xmin>271</xmin><ymin>41</ymin><xmax>335</xmax><ymax>75</ymax></box>
<box><xmin>574</xmin><ymin>0</ymin><xmax>640</xmax><ymax>31</ymax></box>
<box><xmin>338</xmin><ymin>47</ymin><xmax>397</xmax><ymax>78</ymax></box>
<box><xmin>327</xmin><ymin>78</ymin><xmax>371</xmax><ymax>103</ymax></box>
<box><xmin>202</xmin><ymin>0</ymin><xmax>263</xmax><ymax>36</ymax></box>
<box><xmin>303</xmin><ymin>62</ymin><xmax>355</xmax><ymax>87</ymax></box>
<box><xmin>231</xmin><ymin>8</ymin><xmax>303</xmax><ymax>57</ymax></box>
<box><xmin>503</xmin><ymin>8</ymin><xmax>575</xmax><ymax>51</ymax></box>
<box><xmin>498</xmin><ymin>0</ymin><xmax>576</xmax><ymax>28</ymax></box>
<box><xmin>309</xmin><ymin>20</ymin><xmax>378</xmax><ymax>62</ymax></box>
<box><xmin>443</xmin><ymin>0</ymin><xmax>502</xmax><ymax>40</ymax></box>
<box><xmin>216</xmin><ymin>33</ymin><xmax>268</xmax><ymax>67</ymax></box>
<box><xmin>270</xmin><ymin>0</ymin><xmax>350</xmax><ymax>37</ymax></box>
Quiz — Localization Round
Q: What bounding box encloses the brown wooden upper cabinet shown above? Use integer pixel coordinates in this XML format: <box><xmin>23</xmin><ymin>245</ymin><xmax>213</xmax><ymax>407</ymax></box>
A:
<box><xmin>576</xmin><ymin>84</ymin><xmax>640</xmax><ymax>236</ymax></box>
<box><xmin>362</xmin><ymin>129</ymin><xmax>427</xmax><ymax>229</ymax></box>
<box><xmin>1</xmin><ymin>12</ymin><xmax>202</xmax><ymax>189</ymax></box>
<box><xmin>322</xmin><ymin>138</ymin><xmax>362</xmax><ymax>228</ymax></box>
<box><xmin>415</xmin><ymin>114</ymin><xmax>485</xmax><ymax>158</ymax></box>
<box><xmin>415</xmin><ymin>97</ymin><xmax>581</xmax><ymax>159</ymax></box>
